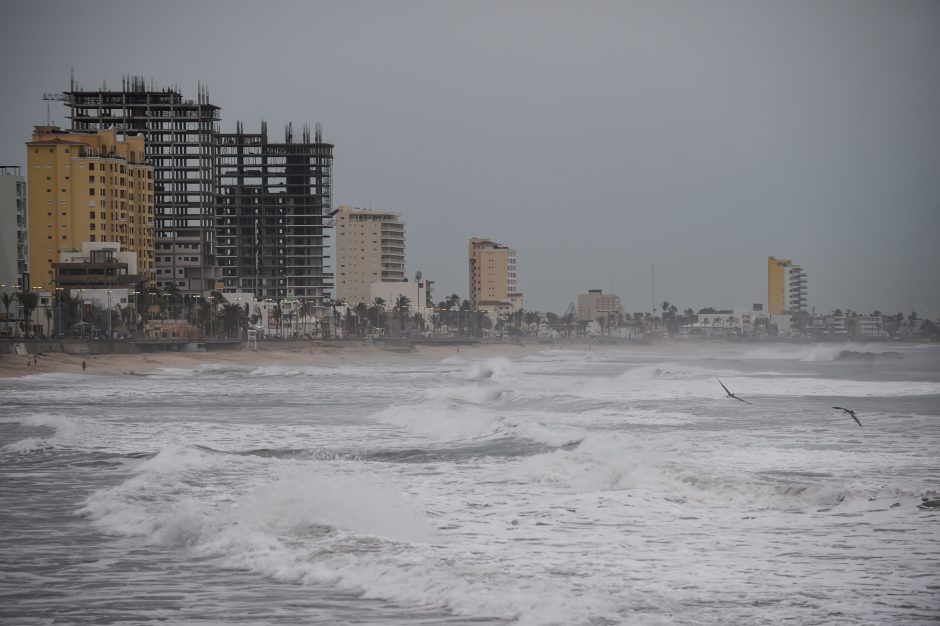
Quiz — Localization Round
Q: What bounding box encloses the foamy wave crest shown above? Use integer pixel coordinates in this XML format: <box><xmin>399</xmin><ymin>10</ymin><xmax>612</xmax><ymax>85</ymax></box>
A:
<box><xmin>614</xmin><ymin>364</ymin><xmax>719</xmax><ymax>381</ymax></box>
<box><xmin>422</xmin><ymin>382</ymin><xmax>509</xmax><ymax>405</ymax></box>
<box><xmin>737</xmin><ymin>343</ymin><xmax>903</xmax><ymax>362</ymax></box>
<box><xmin>371</xmin><ymin>401</ymin><xmax>500</xmax><ymax>442</ymax></box>
<box><xmin>464</xmin><ymin>357</ymin><xmax>516</xmax><ymax>382</ymax></box>
<box><xmin>438</xmin><ymin>355</ymin><xmax>468</xmax><ymax>366</ymax></box>
<box><xmin>508</xmin><ymin>433</ymin><xmax>658</xmax><ymax>492</ymax></box>
<box><xmin>506</xmin><ymin>434</ymin><xmax>919</xmax><ymax>513</ymax></box>
<box><xmin>1</xmin><ymin>437</ymin><xmax>62</xmax><ymax>454</ymax></box>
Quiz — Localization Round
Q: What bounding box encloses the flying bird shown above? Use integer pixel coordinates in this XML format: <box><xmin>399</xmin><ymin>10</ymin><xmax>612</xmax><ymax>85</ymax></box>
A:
<box><xmin>832</xmin><ymin>406</ymin><xmax>862</xmax><ymax>427</ymax></box>
<box><xmin>718</xmin><ymin>379</ymin><xmax>751</xmax><ymax>404</ymax></box>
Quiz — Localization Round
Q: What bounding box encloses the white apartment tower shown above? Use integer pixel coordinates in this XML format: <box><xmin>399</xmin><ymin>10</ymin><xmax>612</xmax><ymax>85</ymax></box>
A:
<box><xmin>334</xmin><ymin>205</ymin><xmax>405</xmax><ymax>306</ymax></box>
<box><xmin>0</xmin><ymin>166</ymin><xmax>28</xmax><ymax>290</ymax></box>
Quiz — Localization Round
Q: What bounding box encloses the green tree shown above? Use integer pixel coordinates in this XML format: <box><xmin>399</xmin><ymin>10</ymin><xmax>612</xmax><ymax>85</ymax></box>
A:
<box><xmin>369</xmin><ymin>297</ymin><xmax>386</xmax><ymax>333</ymax></box>
<box><xmin>524</xmin><ymin>311</ymin><xmax>541</xmax><ymax>336</ymax></box>
<box><xmin>299</xmin><ymin>300</ymin><xmax>315</xmax><ymax>336</ymax></box>
<box><xmin>355</xmin><ymin>302</ymin><xmax>369</xmax><ymax>338</ymax></box>
<box><xmin>163</xmin><ymin>284</ymin><xmax>181</xmax><ymax>319</ymax></box>
<box><xmin>394</xmin><ymin>295</ymin><xmax>411</xmax><ymax>334</ymax></box>
<box><xmin>545</xmin><ymin>311</ymin><xmax>559</xmax><ymax>333</ymax></box>
<box><xmin>1</xmin><ymin>291</ymin><xmax>13</xmax><ymax>321</ymax></box>
<box><xmin>15</xmin><ymin>289</ymin><xmax>38</xmax><ymax>338</ymax></box>
<box><xmin>918</xmin><ymin>319</ymin><xmax>939</xmax><ymax>341</ymax></box>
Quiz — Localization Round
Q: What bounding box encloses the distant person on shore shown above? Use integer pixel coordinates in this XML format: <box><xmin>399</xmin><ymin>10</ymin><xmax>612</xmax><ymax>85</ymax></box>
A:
<box><xmin>82</xmin><ymin>360</ymin><xmax>87</xmax><ymax>372</ymax></box>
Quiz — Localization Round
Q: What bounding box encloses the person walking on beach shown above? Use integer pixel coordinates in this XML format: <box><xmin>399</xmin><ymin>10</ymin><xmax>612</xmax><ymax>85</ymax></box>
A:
<box><xmin>82</xmin><ymin>360</ymin><xmax>87</xmax><ymax>372</ymax></box>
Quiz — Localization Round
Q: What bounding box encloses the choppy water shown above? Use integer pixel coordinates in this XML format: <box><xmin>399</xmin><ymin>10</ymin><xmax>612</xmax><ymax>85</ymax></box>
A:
<box><xmin>2</xmin><ymin>343</ymin><xmax>939</xmax><ymax>625</ymax></box>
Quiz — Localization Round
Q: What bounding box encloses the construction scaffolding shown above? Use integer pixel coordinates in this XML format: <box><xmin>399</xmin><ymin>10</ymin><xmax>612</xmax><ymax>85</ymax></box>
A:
<box><xmin>56</xmin><ymin>75</ymin><xmax>221</xmax><ymax>294</ymax></box>
<box><xmin>217</xmin><ymin>121</ymin><xmax>334</xmax><ymax>308</ymax></box>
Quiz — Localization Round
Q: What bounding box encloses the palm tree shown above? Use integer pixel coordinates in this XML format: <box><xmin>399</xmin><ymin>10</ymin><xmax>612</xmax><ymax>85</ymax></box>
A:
<box><xmin>354</xmin><ymin>302</ymin><xmax>369</xmax><ymax>338</ymax></box>
<box><xmin>545</xmin><ymin>311</ymin><xmax>559</xmax><ymax>334</ymax></box>
<box><xmin>561</xmin><ymin>311</ymin><xmax>576</xmax><ymax>338</ymax></box>
<box><xmin>220</xmin><ymin>302</ymin><xmax>247</xmax><ymax>338</ymax></box>
<box><xmin>459</xmin><ymin>299</ymin><xmax>471</xmax><ymax>337</ymax></box>
<box><xmin>60</xmin><ymin>291</ymin><xmax>80</xmax><ymax>337</ymax></box>
<box><xmin>495</xmin><ymin>313</ymin><xmax>509</xmax><ymax>339</ymax></box>
<box><xmin>524</xmin><ymin>311</ymin><xmax>541</xmax><ymax>336</ymax></box>
<box><xmin>512</xmin><ymin>308</ymin><xmax>526</xmax><ymax>337</ymax></box>
<box><xmin>299</xmin><ymin>300</ymin><xmax>315</xmax><ymax>336</ymax></box>
<box><xmin>1</xmin><ymin>291</ymin><xmax>13</xmax><ymax>321</ymax></box>
<box><xmin>369</xmin><ymin>297</ymin><xmax>386</xmax><ymax>334</ymax></box>
<box><xmin>394</xmin><ymin>295</ymin><xmax>411</xmax><ymax>334</ymax></box>
<box><xmin>271</xmin><ymin>304</ymin><xmax>282</xmax><ymax>338</ymax></box>
<box><xmin>164</xmin><ymin>284</ymin><xmax>182</xmax><ymax>319</ymax></box>
<box><xmin>15</xmin><ymin>289</ymin><xmax>38</xmax><ymax>338</ymax></box>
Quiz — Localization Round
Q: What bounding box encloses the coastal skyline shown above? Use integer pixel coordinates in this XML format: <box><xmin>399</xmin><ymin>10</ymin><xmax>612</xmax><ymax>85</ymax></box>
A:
<box><xmin>1</xmin><ymin>1</ymin><xmax>938</xmax><ymax>316</ymax></box>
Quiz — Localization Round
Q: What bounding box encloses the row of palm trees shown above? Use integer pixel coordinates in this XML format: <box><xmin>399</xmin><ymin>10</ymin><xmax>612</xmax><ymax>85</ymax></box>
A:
<box><xmin>1</xmin><ymin>289</ymin><xmax>41</xmax><ymax>338</ymax></box>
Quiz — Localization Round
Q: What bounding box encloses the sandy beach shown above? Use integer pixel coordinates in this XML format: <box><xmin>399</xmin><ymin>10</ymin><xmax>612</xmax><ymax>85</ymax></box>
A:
<box><xmin>0</xmin><ymin>340</ymin><xmax>561</xmax><ymax>378</ymax></box>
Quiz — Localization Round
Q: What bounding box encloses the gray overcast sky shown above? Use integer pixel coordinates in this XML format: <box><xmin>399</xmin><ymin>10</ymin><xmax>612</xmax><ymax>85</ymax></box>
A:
<box><xmin>2</xmin><ymin>0</ymin><xmax>939</xmax><ymax>316</ymax></box>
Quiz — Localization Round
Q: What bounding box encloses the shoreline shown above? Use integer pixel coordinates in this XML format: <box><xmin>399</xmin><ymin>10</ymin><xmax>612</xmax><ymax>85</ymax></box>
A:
<box><xmin>1</xmin><ymin>338</ymin><xmax>930</xmax><ymax>379</ymax></box>
<box><xmin>0</xmin><ymin>341</ymin><xmax>562</xmax><ymax>378</ymax></box>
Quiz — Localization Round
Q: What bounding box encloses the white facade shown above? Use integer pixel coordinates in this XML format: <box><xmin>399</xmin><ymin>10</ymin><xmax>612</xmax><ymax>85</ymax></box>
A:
<box><xmin>0</xmin><ymin>166</ymin><xmax>27</xmax><ymax>291</ymax></box>
<box><xmin>786</xmin><ymin>265</ymin><xmax>807</xmax><ymax>313</ymax></box>
<box><xmin>369</xmin><ymin>281</ymin><xmax>431</xmax><ymax>319</ymax></box>
<box><xmin>59</xmin><ymin>241</ymin><xmax>140</xmax><ymax>275</ymax></box>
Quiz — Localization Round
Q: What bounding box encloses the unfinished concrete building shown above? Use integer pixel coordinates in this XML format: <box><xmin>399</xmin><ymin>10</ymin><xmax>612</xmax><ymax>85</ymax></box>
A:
<box><xmin>55</xmin><ymin>75</ymin><xmax>221</xmax><ymax>294</ymax></box>
<box><xmin>217</xmin><ymin>122</ymin><xmax>334</xmax><ymax>307</ymax></box>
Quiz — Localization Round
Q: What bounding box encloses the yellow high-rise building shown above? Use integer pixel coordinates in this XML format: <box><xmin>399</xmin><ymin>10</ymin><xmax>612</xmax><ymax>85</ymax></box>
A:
<box><xmin>767</xmin><ymin>256</ymin><xmax>807</xmax><ymax>315</ymax></box>
<box><xmin>26</xmin><ymin>126</ymin><xmax>155</xmax><ymax>291</ymax></box>
<box><xmin>468</xmin><ymin>237</ymin><xmax>522</xmax><ymax>313</ymax></box>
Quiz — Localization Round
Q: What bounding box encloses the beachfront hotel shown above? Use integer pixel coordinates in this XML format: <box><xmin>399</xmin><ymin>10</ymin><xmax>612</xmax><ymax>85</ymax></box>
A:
<box><xmin>334</xmin><ymin>205</ymin><xmax>405</xmax><ymax>306</ymax></box>
<box><xmin>767</xmin><ymin>256</ymin><xmax>807</xmax><ymax>315</ymax></box>
<box><xmin>468</xmin><ymin>237</ymin><xmax>522</xmax><ymax>319</ymax></box>
<box><xmin>25</xmin><ymin>125</ymin><xmax>155</xmax><ymax>292</ymax></box>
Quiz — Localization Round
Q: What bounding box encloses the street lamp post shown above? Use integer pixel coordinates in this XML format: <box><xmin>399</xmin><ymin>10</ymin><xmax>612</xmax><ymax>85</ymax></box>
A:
<box><xmin>54</xmin><ymin>287</ymin><xmax>63</xmax><ymax>338</ymax></box>
<box><xmin>78</xmin><ymin>289</ymin><xmax>84</xmax><ymax>339</ymax></box>
<box><xmin>107</xmin><ymin>289</ymin><xmax>112</xmax><ymax>340</ymax></box>
<box><xmin>32</xmin><ymin>286</ymin><xmax>42</xmax><ymax>338</ymax></box>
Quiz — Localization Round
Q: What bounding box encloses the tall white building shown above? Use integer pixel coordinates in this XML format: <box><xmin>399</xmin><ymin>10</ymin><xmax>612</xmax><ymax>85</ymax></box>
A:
<box><xmin>0</xmin><ymin>166</ymin><xmax>27</xmax><ymax>290</ymax></box>
<box><xmin>334</xmin><ymin>205</ymin><xmax>405</xmax><ymax>306</ymax></box>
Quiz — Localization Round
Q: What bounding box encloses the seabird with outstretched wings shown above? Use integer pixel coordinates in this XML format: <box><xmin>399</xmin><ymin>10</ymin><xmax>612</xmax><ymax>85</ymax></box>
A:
<box><xmin>833</xmin><ymin>406</ymin><xmax>862</xmax><ymax>427</ymax></box>
<box><xmin>718</xmin><ymin>379</ymin><xmax>752</xmax><ymax>404</ymax></box>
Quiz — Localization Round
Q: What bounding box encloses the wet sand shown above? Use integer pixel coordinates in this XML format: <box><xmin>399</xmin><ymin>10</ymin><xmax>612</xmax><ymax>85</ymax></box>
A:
<box><xmin>0</xmin><ymin>341</ymin><xmax>559</xmax><ymax>378</ymax></box>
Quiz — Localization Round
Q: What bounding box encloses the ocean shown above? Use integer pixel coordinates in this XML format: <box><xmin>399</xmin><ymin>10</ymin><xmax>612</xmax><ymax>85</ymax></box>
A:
<box><xmin>2</xmin><ymin>343</ymin><xmax>938</xmax><ymax>625</ymax></box>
